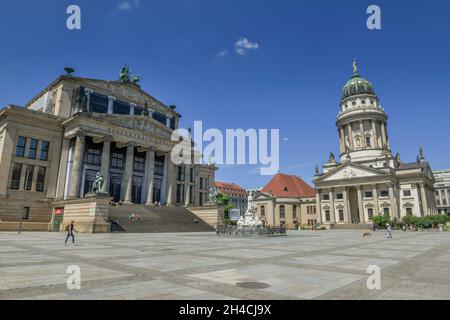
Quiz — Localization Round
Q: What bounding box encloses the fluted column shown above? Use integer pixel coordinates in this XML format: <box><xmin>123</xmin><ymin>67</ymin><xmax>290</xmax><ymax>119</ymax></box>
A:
<box><xmin>371</xmin><ymin>120</ymin><xmax>379</xmax><ymax>148</ymax></box>
<box><xmin>145</xmin><ymin>149</ymin><xmax>155</xmax><ymax>206</ymax></box>
<box><xmin>359</xmin><ymin>120</ymin><xmax>366</xmax><ymax>148</ymax></box>
<box><xmin>388</xmin><ymin>183</ymin><xmax>398</xmax><ymax>219</ymax></box>
<box><xmin>347</xmin><ymin>123</ymin><xmax>354</xmax><ymax>150</ymax></box>
<box><xmin>166</xmin><ymin>155</ymin><xmax>175</xmax><ymax>206</ymax></box>
<box><xmin>124</xmin><ymin>143</ymin><xmax>135</xmax><ymax>204</ymax></box>
<box><xmin>100</xmin><ymin>136</ymin><xmax>111</xmax><ymax>193</ymax></box>
<box><xmin>329</xmin><ymin>189</ymin><xmax>336</xmax><ymax>224</ymax></box>
<box><xmin>357</xmin><ymin>186</ymin><xmax>364</xmax><ymax>224</ymax></box>
<box><xmin>68</xmin><ymin>133</ymin><xmax>86</xmax><ymax>198</ymax></box>
<box><xmin>419</xmin><ymin>183</ymin><xmax>428</xmax><ymax>217</ymax></box>
<box><xmin>381</xmin><ymin>122</ymin><xmax>387</xmax><ymax>149</ymax></box>
<box><xmin>343</xmin><ymin>187</ymin><xmax>350</xmax><ymax>223</ymax></box>
<box><xmin>339</xmin><ymin>126</ymin><xmax>345</xmax><ymax>154</ymax></box>
<box><xmin>184</xmin><ymin>165</ymin><xmax>191</xmax><ymax>207</ymax></box>
<box><xmin>373</xmin><ymin>185</ymin><xmax>379</xmax><ymax>216</ymax></box>
<box><xmin>315</xmin><ymin>192</ymin><xmax>322</xmax><ymax>224</ymax></box>
<box><xmin>130</xmin><ymin>103</ymin><xmax>136</xmax><ymax>116</ymax></box>
<box><xmin>0</xmin><ymin>126</ymin><xmax>17</xmax><ymax>195</ymax></box>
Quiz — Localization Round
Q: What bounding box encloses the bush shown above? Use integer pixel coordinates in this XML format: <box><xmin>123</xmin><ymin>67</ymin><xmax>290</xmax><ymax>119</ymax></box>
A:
<box><xmin>402</xmin><ymin>215</ymin><xmax>449</xmax><ymax>230</ymax></box>
<box><xmin>372</xmin><ymin>214</ymin><xmax>390</xmax><ymax>229</ymax></box>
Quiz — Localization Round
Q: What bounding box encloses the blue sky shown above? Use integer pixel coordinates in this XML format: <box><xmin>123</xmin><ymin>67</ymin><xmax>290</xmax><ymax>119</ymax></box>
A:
<box><xmin>1</xmin><ymin>0</ymin><xmax>449</xmax><ymax>188</ymax></box>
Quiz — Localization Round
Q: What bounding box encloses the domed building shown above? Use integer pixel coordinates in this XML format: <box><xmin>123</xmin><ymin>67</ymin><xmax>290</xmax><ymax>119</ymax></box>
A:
<box><xmin>314</xmin><ymin>63</ymin><xmax>437</xmax><ymax>226</ymax></box>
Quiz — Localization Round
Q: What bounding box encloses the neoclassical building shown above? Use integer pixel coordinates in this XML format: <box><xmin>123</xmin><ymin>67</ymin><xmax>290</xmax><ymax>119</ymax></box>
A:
<box><xmin>314</xmin><ymin>65</ymin><xmax>437</xmax><ymax>226</ymax></box>
<box><xmin>253</xmin><ymin>173</ymin><xmax>318</xmax><ymax>229</ymax></box>
<box><xmin>0</xmin><ymin>69</ymin><xmax>216</xmax><ymax>231</ymax></box>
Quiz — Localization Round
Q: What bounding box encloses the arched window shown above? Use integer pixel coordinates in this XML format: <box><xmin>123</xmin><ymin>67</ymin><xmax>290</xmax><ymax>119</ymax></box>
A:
<box><xmin>261</xmin><ymin>206</ymin><xmax>265</xmax><ymax>217</ymax></box>
<box><xmin>280</xmin><ymin>205</ymin><xmax>285</xmax><ymax>219</ymax></box>
<box><xmin>293</xmin><ymin>205</ymin><xmax>297</xmax><ymax>219</ymax></box>
<box><xmin>366</xmin><ymin>136</ymin><xmax>372</xmax><ymax>148</ymax></box>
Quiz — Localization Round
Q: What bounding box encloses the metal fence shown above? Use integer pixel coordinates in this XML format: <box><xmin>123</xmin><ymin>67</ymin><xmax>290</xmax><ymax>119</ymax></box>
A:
<box><xmin>216</xmin><ymin>225</ymin><xmax>287</xmax><ymax>237</ymax></box>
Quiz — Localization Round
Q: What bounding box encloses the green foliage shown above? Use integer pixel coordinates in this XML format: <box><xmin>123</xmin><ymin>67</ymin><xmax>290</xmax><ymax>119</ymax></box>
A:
<box><xmin>401</xmin><ymin>215</ymin><xmax>449</xmax><ymax>230</ymax></box>
<box><xmin>372</xmin><ymin>214</ymin><xmax>390</xmax><ymax>229</ymax></box>
<box><xmin>215</xmin><ymin>193</ymin><xmax>230</xmax><ymax>206</ymax></box>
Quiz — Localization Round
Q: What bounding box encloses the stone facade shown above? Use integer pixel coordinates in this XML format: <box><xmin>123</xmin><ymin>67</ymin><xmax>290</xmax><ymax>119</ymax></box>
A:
<box><xmin>434</xmin><ymin>169</ymin><xmax>450</xmax><ymax>215</ymax></box>
<box><xmin>0</xmin><ymin>75</ymin><xmax>216</xmax><ymax>231</ymax></box>
<box><xmin>214</xmin><ymin>182</ymin><xmax>248</xmax><ymax>214</ymax></box>
<box><xmin>314</xmin><ymin>68</ymin><xmax>437</xmax><ymax>226</ymax></box>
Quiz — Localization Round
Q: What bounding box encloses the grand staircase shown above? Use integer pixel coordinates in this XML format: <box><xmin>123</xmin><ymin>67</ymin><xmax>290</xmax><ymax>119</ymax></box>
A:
<box><xmin>108</xmin><ymin>204</ymin><xmax>215</xmax><ymax>233</ymax></box>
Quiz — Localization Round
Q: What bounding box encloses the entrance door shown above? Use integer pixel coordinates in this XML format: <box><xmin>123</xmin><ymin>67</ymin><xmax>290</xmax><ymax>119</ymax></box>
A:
<box><xmin>153</xmin><ymin>178</ymin><xmax>162</xmax><ymax>203</ymax></box>
<box><xmin>132</xmin><ymin>176</ymin><xmax>143</xmax><ymax>204</ymax></box>
<box><xmin>109</xmin><ymin>173</ymin><xmax>122</xmax><ymax>202</ymax></box>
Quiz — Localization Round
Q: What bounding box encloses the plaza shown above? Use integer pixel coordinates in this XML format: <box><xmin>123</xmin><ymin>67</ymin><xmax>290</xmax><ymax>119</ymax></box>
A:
<box><xmin>1</xmin><ymin>230</ymin><xmax>450</xmax><ymax>300</ymax></box>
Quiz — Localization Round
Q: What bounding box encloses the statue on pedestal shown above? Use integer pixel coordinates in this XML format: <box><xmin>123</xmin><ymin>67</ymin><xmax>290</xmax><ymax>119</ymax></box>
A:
<box><xmin>91</xmin><ymin>172</ymin><xmax>105</xmax><ymax>194</ymax></box>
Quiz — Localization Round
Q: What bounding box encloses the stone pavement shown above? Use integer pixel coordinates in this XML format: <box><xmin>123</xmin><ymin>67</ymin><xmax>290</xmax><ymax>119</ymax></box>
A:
<box><xmin>1</xmin><ymin>230</ymin><xmax>449</xmax><ymax>300</ymax></box>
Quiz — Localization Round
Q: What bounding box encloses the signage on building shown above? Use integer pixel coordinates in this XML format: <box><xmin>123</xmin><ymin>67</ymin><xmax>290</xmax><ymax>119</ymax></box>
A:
<box><xmin>229</xmin><ymin>209</ymin><xmax>241</xmax><ymax>222</ymax></box>
<box><xmin>54</xmin><ymin>208</ymin><xmax>64</xmax><ymax>215</ymax></box>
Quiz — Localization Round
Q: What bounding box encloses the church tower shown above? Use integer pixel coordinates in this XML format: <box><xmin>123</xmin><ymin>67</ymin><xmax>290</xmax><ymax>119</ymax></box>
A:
<box><xmin>336</xmin><ymin>61</ymin><xmax>392</xmax><ymax>168</ymax></box>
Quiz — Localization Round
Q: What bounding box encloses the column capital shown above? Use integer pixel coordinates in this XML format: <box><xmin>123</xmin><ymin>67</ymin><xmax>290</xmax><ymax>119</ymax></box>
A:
<box><xmin>84</xmin><ymin>88</ymin><xmax>94</xmax><ymax>95</ymax></box>
<box><xmin>108</xmin><ymin>96</ymin><xmax>116</xmax><ymax>101</ymax></box>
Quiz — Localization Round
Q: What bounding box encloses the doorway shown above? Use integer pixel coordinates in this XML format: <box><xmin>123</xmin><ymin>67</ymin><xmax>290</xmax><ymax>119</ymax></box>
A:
<box><xmin>109</xmin><ymin>173</ymin><xmax>122</xmax><ymax>202</ymax></box>
<box><xmin>153</xmin><ymin>178</ymin><xmax>162</xmax><ymax>203</ymax></box>
<box><xmin>348</xmin><ymin>187</ymin><xmax>360</xmax><ymax>223</ymax></box>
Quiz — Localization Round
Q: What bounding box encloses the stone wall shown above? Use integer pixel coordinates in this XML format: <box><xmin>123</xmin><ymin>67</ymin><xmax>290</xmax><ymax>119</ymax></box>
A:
<box><xmin>188</xmin><ymin>204</ymin><xmax>224</xmax><ymax>229</ymax></box>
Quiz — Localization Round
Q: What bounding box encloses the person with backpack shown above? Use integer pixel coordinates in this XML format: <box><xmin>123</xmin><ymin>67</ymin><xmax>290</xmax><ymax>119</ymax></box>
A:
<box><xmin>65</xmin><ymin>221</ymin><xmax>78</xmax><ymax>246</ymax></box>
<box><xmin>386</xmin><ymin>223</ymin><xmax>393</xmax><ymax>239</ymax></box>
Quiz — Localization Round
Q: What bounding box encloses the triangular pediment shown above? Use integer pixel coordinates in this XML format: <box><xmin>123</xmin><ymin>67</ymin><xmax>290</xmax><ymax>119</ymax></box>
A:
<box><xmin>253</xmin><ymin>191</ymin><xmax>274</xmax><ymax>201</ymax></box>
<box><xmin>315</xmin><ymin>162</ymin><xmax>390</xmax><ymax>183</ymax></box>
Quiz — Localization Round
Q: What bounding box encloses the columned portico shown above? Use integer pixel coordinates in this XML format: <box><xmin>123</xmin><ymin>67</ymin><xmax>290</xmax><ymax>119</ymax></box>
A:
<box><xmin>166</xmin><ymin>154</ymin><xmax>175</xmax><ymax>206</ymax></box>
<box><xmin>100</xmin><ymin>136</ymin><xmax>112</xmax><ymax>192</ymax></box>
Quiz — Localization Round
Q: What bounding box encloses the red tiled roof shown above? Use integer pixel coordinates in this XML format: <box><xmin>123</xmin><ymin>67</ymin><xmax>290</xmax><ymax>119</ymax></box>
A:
<box><xmin>261</xmin><ymin>173</ymin><xmax>316</xmax><ymax>198</ymax></box>
<box><xmin>214</xmin><ymin>182</ymin><xmax>246</xmax><ymax>191</ymax></box>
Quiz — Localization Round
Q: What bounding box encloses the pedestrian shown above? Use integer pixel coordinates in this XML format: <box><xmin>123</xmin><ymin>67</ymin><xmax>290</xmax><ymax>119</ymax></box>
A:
<box><xmin>386</xmin><ymin>223</ymin><xmax>392</xmax><ymax>239</ymax></box>
<box><xmin>65</xmin><ymin>221</ymin><xmax>78</xmax><ymax>246</ymax></box>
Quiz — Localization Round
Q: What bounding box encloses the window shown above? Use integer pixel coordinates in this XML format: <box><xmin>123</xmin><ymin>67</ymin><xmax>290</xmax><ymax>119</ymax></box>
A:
<box><xmin>111</xmin><ymin>151</ymin><xmax>125</xmax><ymax>169</ymax></box>
<box><xmin>28</xmin><ymin>139</ymin><xmax>38</xmax><ymax>159</ymax></box>
<box><xmin>176</xmin><ymin>184</ymin><xmax>184</xmax><ymax>203</ymax></box>
<box><xmin>90</xmin><ymin>93</ymin><xmax>108</xmax><ymax>113</ymax></box>
<box><xmin>24</xmin><ymin>165</ymin><xmax>34</xmax><ymax>191</ymax></box>
<box><xmin>322</xmin><ymin>194</ymin><xmax>330</xmax><ymax>201</ymax></box>
<box><xmin>40</xmin><ymin>141</ymin><xmax>50</xmax><ymax>161</ymax></box>
<box><xmin>36</xmin><ymin>167</ymin><xmax>46</xmax><ymax>192</ymax></box>
<box><xmin>154</xmin><ymin>155</ymin><xmax>165</xmax><ymax>176</ymax></box>
<box><xmin>336</xmin><ymin>193</ymin><xmax>343</xmax><ymax>200</ymax></box>
<box><xmin>368</xmin><ymin>208</ymin><xmax>374</xmax><ymax>220</ymax></box>
<box><xmin>83</xmin><ymin>169</ymin><xmax>98</xmax><ymax>196</ymax></box>
<box><xmin>113</xmin><ymin>100</ymin><xmax>131</xmax><ymax>115</ymax></box>
<box><xmin>405</xmin><ymin>207</ymin><xmax>413</xmax><ymax>216</ymax></box>
<box><xmin>279</xmin><ymin>205</ymin><xmax>285</xmax><ymax>219</ymax></box>
<box><xmin>339</xmin><ymin>210</ymin><xmax>344</xmax><ymax>221</ymax></box>
<box><xmin>16</xmin><ymin>137</ymin><xmax>26</xmax><ymax>157</ymax></box>
<box><xmin>10</xmin><ymin>163</ymin><xmax>22</xmax><ymax>189</ymax></box>
<box><xmin>261</xmin><ymin>206</ymin><xmax>265</xmax><ymax>217</ymax></box>
<box><xmin>366</xmin><ymin>137</ymin><xmax>371</xmax><ymax>147</ymax></box>
<box><xmin>403</xmin><ymin>190</ymin><xmax>412</xmax><ymax>197</ymax></box>
<box><xmin>380</xmin><ymin>190</ymin><xmax>389</xmax><ymax>197</ymax></box>
<box><xmin>293</xmin><ymin>205</ymin><xmax>297</xmax><ymax>219</ymax></box>
<box><xmin>85</xmin><ymin>143</ymin><xmax>102</xmax><ymax>166</ymax></box>
<box><xmin>133</xmin><ymin>153</ymin><xmax>146</xmax><ymax>172</ymax></box>
<box><xmin>177</xmin><ymin>166</ymin><xmax>185</xmax><ymax>181</ymax></box>
<box><xmin>383</xmin><ymin>207</ymin><xmax>390</xmax><ymax>217</ymax></box>
<box><xmin>325</xmin><ymin>210</ymin><xmax>331</xmax><ymax>222</ymax></box>
<box><xmin>364</xmin><ymin>191</ymin><xmax>373</xmax><ymax>198</ymax></box>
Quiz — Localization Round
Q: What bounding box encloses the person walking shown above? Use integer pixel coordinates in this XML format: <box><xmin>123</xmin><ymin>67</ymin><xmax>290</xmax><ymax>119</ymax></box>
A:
<box><xmin>386</xmin><ymin>223</ymin><xmax>393</xmax><ymax>239</ymax></box>
<box><xmin>65</xmin><ymin>221</ymin><xmax>78</xmax><ymax>246</ymax></box>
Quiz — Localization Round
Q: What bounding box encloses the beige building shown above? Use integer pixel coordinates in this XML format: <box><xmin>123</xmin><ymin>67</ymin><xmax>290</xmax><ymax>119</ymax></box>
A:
<box><xmin>434</xmin><ymin>169</ymin><xmax>450</xmax><ymax>215</ymax></box>
<box><xmin>314</xmin><ymin>66</ymin><xmax>437</xmax><ymax>226</ymax></box>
<box><xmin>0</xmin><ymin>69</ymin><xmax>216</xmax><ymax>231</ymax></box>
<box><xmin>252</xmin><ymin>173</ymin><xmax>318</xmax><ymax>229</ymax></box>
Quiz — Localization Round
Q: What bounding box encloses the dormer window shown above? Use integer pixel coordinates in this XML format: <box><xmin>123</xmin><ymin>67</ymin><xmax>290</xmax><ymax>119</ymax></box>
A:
<box><xmin>283</xmin><ymin>187</ymin><xmax>288</xmax><ymax>192</ymax></box>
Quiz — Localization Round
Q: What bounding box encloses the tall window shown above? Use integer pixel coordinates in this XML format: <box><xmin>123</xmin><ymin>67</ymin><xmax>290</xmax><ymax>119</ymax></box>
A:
<box><xmin>110</xmin><ymin>145</ymin><xmax>125</xmax><ymax>169</ymax></box>
<box><xmin>24</xmin><ymin>165</ymin><xmax>34</xmax><ymax>191</ymax></box>
<box><xmin>366</xmin><ymin>137</ymin><xmax>371</xmax><ymax>147</ymax></box>
<box><xmin>40</xmin><ymin>141</ymin><xmax>50</xmax><ymax>161</ymax></box>
<box><xmin>383</xmin><ymin>207</ymin><xmax>390</xmax><ymax>217</ymax></box>
<box><xmin>10</xmin><ymin>163</ymin><xmax>22</xmax><ymax>190</ymax></box>
<box><xmin>154</xmin><ymin>155</ymin><xmax>165</xmax><ymax>176</ymax></box>
<box><xmin>279</xmin><ymin>205</ymin><xmax>285</xmax><ymax>219</ymax></box>
<box><xmin>28</xmin><ymin>139</ymin><xmax>38</xmax><ymax>159</ymax></box>
<box><xmin>261</xmin><ymin>206</ymin><xmax>265</xmax><ymax>217</ymax></box>
<box><xmin>176</xmin><ymin>184</ymin><xmax>184</xmax><ymax>203</ymax></box>
<box><xmin>325</xmin><ymin>210</ymin><xmax>331</xmax><ymax>222</ymax></box>
<box><xmin>16</xmin><ymin>137</ymin><xmax>26</xmax><ymax>157</ymax></box>
<box><xmin>133</xmin><ymin>152</ymin><xmax>146</xmax><ymax>172</ymax></box>
<box><xmin>113</xmin><ymin>100</ymin><xmax>131</xmax><ymax>115</ymax></box>
<box><xmin>293</xmin><ymin>205</ymin><xmax>297</xmax><ymax>219</ymax></box>
<box><xmin>36</xmin><ymin>167</ymin><xmax>46</xmax><ymax>192</ymax></box>
<box><xmin>177</xmin><ymin>166</ymin><xmax>185</xmax><ymax>181</ymax></box>
<box><xmin>405</xmin><ymin>207</ymin><xmax>413</xmax><ymax>216</ymax></box>
<box><xmin>90</xmin><ymin>93</ymin><xmax>108</xmax><ymax>113</ymax></box>
<box><xmin>367</xmin><ymin>208</ymin><xmax>374</xmax><ymax>220</ymax></box>
<box><xmin>84</xmin><ymin>140</ymin><xmax>102</xmax><ymax>166</ymax></box>
<box><xmin>339</xmin><ymin>210</ymin><xmax>345</xmax><ymax>221</ymax></box>
<box><xmin>190</xmin><ymin>168</ymin><xmax>194</xmax><ymax>183</ymax></box>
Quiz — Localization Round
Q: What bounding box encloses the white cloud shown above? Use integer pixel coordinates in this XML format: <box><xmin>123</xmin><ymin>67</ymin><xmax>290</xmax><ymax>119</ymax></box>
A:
<box><xmin>283</xmin><ymin>137</ymin><xmax>289</xmax><ymax>142</ymax></box>
<box><xmin>218</xmin><ymin>49</ymin><xmax>228</xmax><ymax>57</ymax></box>
<box><xmin>235</xmin><ymin>37</ymin><xmax>260</xmax><ymax>55</ymax></box>
<box><xmin>118</xmin><ymin>0</ymin><xmax>140</xmax><ymax>11</ymax></box>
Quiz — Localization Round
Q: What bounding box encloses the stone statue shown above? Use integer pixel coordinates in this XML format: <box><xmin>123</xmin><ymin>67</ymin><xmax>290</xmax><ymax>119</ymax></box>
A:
<box><xmin>119</xmin><ymin>65</ymin><xmax>142</xmax><ymax>85</ymax></box>
<box><xmin>91</xmin><ymin>172</ymin><xmax>104</xmax><ymax>193</ymax></box>
<box><xmin>328</xmin><ymin>152</ymin><xmax>336</xmax><ymax>163</ymax></box>
<box><xmin>418</xmin><ymin>147</ymin><xmax>426</xmax><ymax>162</ymax></box>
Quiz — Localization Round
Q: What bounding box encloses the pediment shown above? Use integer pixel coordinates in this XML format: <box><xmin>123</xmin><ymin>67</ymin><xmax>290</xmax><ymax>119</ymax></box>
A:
<box><xmin>315</xmin><ymin>162</ymin><xmax>390</xmax><ymax>183</ymax></box>
<box><xmin>253</xmin><ymin>192</ymin><xmax>273</xmax><ymax>201</ymax></box>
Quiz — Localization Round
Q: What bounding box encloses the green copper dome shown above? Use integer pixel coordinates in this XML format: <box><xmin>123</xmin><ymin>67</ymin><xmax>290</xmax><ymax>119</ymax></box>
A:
<box><xmin>342</xmin><ymin>74</ymin><xmax>375</xmax><ymax>100</ymax></box>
